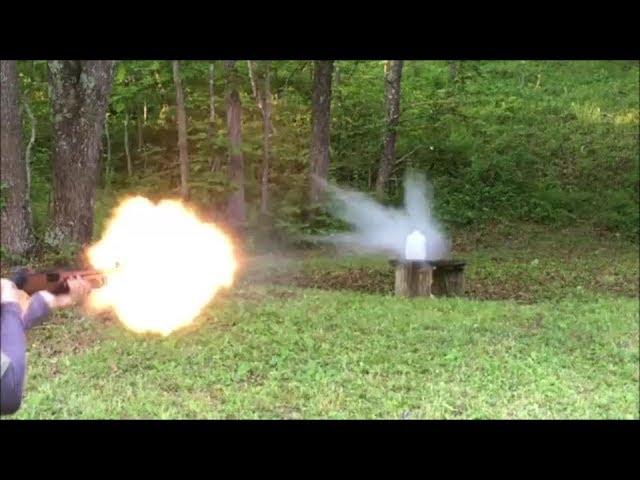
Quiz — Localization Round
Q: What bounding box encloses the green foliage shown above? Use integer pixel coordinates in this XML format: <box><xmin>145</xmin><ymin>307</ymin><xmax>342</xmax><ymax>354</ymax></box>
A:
<box><xmin>0</xmin><ymin>244</ymin><xmax>28</xmax><ymax>267</ymax></box>
<box><xmin>8</xmin><ymin>59</ymin><xmax>640</xmax><ymax>261</ymax></box>
<box><xmin>42</xmin><ymin>242</ymin><xmax>82</xmax><ymax>266</ymax></box>
<box><xmin>324</xmin><ymin>60</ymin><xmax>639</xmax><ymax>239</ymax></box>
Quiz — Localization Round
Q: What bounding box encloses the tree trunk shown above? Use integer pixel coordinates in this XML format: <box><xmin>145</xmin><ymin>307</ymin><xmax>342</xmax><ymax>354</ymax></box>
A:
<box><xmin>449</xmin><ymin>61</ymin><xmax>459</xmax><ymax>82</ymax></box>
<box><xmin>247</xmin><ymin>61</ymin><xmax>264</xmax><ymax>117</ymax></box>
<box><xmin>208</xmin><ymin>62</ymin><xmax>216</xmax><ymax>172</ymax></box>
<box><xmin>247</xmin><ymin>61</ymin><xmax>273</xmax><ymax>215</ymax></box>
<box><xmin>104</xmin><ymin>113</ymin><xmax>112</xmax><ymax>187</ymax></box>
<box><xmin>261</xmin><ymin>62</ymin><xmax>272</xmax><ymax>214</ymax></box>
<box><xmin>172</xmin><ymin>60</ymin><xmax>190</xmax><ymax>200</ymax></box>
<box><xmin>224</xmin><ymin>60</ymin><xmax>246</xmax><ymax>233</ymax></box>
<box><xmin>23</xmin><ymin>98</ymin><xmax>36</xmax><ymax>200</ymax></box>
<box><xmin>430</xmin><ymin>260</ymin><xmax>466</xmax><ymax>297</ymax></box>
<box><xmin>124</xmin><ymin>111</ymin><xmax>132</xmax><ymax>176</ymax></box>
<box><xmin>248</xmin><ymin>61</ymin><xmax>276</xmax><ymax>133</ymax></box>
<box><xmin>309</xmin><ymin>60</ymin><xmax>334</xmax><ymax>204</ymax></box>
<box><xmin>211</xmin><ymin>154</ymin><xmax>222</xmax><ymax>174</ymax></box>
<box><xmin>46</xmin><ymin>60</ymin><xmax>115</xmax><ymax>248</ymax></box>
<box><xmin>376</xmin><ymin>60</ymin><xmax>403</xmax><ymax>197</ymax></box>
<box><xmin>137</xmin><ymin>109</ymin><xmax>144</xmax><ymax>150</ymax></box>
<box><xmin>0</xmin><ymin>60</ymin><xmax>33</xmax><ymax>256</ymax></box>
<box><xmin>392</xmin><ymin>260</ymin><xmax>433</xmax><ymax>298</ymax></box>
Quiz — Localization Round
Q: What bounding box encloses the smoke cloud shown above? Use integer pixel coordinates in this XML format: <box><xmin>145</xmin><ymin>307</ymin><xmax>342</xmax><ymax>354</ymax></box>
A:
<box><xmin>313</xmin><ymin>171</ymin><xmax>451</xmax><ymax>261</ymax></box>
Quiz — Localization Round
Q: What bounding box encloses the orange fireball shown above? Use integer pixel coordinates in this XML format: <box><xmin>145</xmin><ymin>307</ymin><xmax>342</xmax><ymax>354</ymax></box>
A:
<box><xmin>87</xmin><ymin>196</ymin><xmax>236</xmax><ymax>336</ymax></box>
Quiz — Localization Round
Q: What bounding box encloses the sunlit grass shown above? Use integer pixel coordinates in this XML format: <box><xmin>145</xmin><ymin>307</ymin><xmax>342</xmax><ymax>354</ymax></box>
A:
<box><xmin>6</xmin><ymin>229</ymin><xmax>638</xmax><ymax>420</ymax></box>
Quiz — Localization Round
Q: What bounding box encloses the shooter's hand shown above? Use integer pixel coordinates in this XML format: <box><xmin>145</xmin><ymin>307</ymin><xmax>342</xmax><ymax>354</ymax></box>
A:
<box><xmin>66</xmin><ymin>276</ymin><xmax>92</xmax><ymax>304</ymax></box>
<box><xmin>40</xmin><ymin>276</ymin><xmax>92</xmax><ymax>309</ymax></box>
<box><xmin>1</xmin><ymin>278</ymin><xmax>20</xmax><ymax>304</ymax></box>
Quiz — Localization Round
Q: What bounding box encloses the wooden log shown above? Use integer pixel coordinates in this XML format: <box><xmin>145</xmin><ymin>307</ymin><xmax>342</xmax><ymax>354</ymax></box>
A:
<box><xmin>429</xmin><ymin>260</ymin><xmax>466</xmax><ymax>297</ymax></box>
<box><xmin>390</xmin><ymin>260</ymin><xmax>433</xmax><ymax>298</ymax></box>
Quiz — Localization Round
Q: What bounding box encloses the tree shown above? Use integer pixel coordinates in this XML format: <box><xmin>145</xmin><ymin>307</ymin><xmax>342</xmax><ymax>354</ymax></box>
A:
<box><xmin>137</xmin><ymin>105</ymin><xmax>144</xmax><ymax>151</ymax></box>
<box><xmin>376</xmin><ymin>60</ymin><xmax>403</xmax><ymax>197</ymax></box>
<box><xmin>172</xmin><ymin>60</ymin><xmax>190</xmax><ymax>200</ymax></box>
<box><xmin>123</xmin><ymin>111</ymin><xmax>132</xmax><ymax>176</ymax></box>
<box><xmin>46</xmin><ymin>60</ymin><xmax>115</xmax><ymax>248</ymax></box>
<box><xmin>23</xmin><ymin>98</ymin><xmax>36</xmax><ymax>197</ymax></box>
<box><xmin>224</xmin><ymin>60</ymin><xmax>246</xmax><ymax>234</ymax></box>
<box><xmin>309</xmin><ymin>60</ymin><xmax>334</xmax><ymax>204</ymax></box>
<box><xmin>248</xmin><ymin>61</ymin><xmax>273</xmax><ymax>214</ymax></box>
<box><xmin>449</xmin><ymin>61</ymin><xmax>459</xmax><ymax>82</ymax></box>
<box><xmin>0</xmin><ymin>60</ymin><xmax>33</xmax><ymax>256</ymax></box>
<box><xmin>104</xmin><ymin>112</ymin><xmax>113</xmax><ymax>187</ymax></box>
<box><xmin>208</xmin><ymin>62</ymin><xmax>219</xmax><ymax>172</ymax></box>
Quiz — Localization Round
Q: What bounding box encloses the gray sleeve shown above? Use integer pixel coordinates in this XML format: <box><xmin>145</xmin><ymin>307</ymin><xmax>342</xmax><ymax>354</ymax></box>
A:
<box><xmin>22</xmin><ymin>292</ymin><xmax>52</xmax><ymax>331</ymax></box>
<box><xmin>1</xmin><ymin>302</ymin><xmax>26</xmax><ymax>414</ymax></box>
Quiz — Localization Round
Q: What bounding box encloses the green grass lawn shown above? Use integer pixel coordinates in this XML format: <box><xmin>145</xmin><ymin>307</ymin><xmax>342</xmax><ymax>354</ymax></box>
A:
<box><xmin>6</xmin><ymin>226</ymin><xmax>639</xmax><ymax>419</ymax></box>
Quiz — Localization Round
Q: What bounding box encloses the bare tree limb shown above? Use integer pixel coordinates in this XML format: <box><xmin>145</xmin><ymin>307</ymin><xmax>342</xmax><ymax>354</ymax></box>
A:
<box><xmin>124</xmin><ymin>111</ymin><xmax>132</xmax><ymax>176</ymax></box>
<box><xmin>22</xmin><ymin>98</ymin><xmax>36</xmax><ymax>198</ymax></box>
<box><xmin>390</xmin><ymin>146</ymin><xmax>420</xmax><ymax>175</ymax></box>
<box><xmin>247</xmin><ymin>60</ymin><xmax>265</xmax><ymax>116</ymax></box>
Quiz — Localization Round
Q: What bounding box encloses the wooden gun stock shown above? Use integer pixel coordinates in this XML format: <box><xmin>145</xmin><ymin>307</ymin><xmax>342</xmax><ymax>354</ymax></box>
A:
<box><xmin>11</xmin><ymin>269</ymin><xmax>107</xmax><ymax>296</ymax></box>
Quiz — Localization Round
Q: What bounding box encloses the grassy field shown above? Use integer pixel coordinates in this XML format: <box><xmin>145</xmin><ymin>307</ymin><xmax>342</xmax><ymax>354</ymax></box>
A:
<box><xmin>5</xmin><ymin>226</ymin><xmax>639</xmax><ymax>419</ymax></box>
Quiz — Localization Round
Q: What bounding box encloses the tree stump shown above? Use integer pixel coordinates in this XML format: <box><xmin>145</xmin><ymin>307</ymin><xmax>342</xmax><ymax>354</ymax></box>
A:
<box><xmin>389</xmin><ymin>260</ymin><xmax>433</xmax><ymax>298</ymax></box>
<box><xmin>429</xmin><ymin>260</ymin><xmax>466</xmax><ymax>297</ymax></box>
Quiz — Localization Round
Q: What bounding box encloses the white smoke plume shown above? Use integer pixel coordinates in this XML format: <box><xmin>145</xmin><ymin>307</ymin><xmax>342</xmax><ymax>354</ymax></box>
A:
<box><xmin>312</xmin><ymin>170</ymin><xmax>451</xmax><ymax>261</ymax></box>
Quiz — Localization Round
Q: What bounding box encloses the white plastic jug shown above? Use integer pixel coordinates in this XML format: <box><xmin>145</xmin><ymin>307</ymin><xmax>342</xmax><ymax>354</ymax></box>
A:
<box><xmin>405</xmin><ymin>230</ymin><xmax>427</xmax><ymax>261</ymax></box>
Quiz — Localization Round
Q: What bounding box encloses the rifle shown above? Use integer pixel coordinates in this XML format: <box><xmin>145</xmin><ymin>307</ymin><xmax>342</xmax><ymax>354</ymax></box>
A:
<box><xmin>11</xmin><ymin>268</ymin><xmax>111</xmax><ymax>296</ymax></box>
